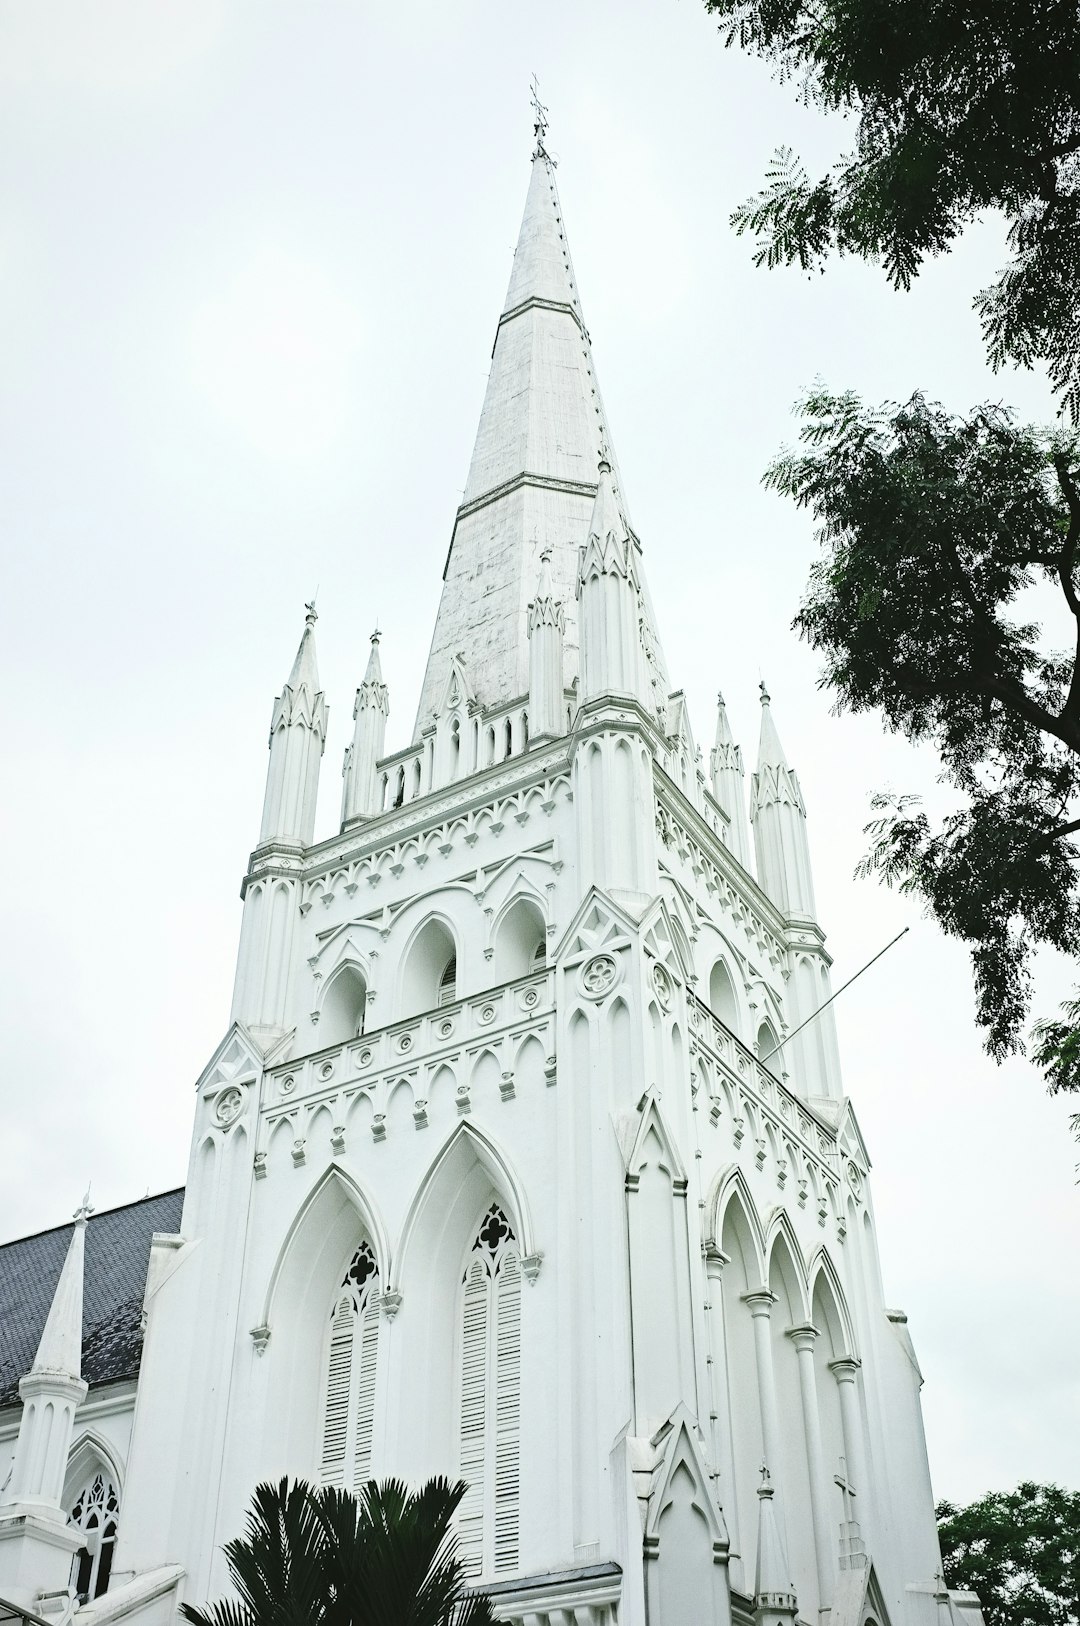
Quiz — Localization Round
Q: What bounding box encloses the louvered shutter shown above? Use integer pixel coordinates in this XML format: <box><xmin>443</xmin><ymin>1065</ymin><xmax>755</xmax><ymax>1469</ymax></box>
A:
<box><xmin>352</xmin><ymin>1289</ymin><xmax>381</xmax><ymax>1488</ymax></box>
<box><xmin>320</xmin><ymin>1296</ymin><xmax>354</xmax><ymax>1485</ymax></box>
<box><xmin>458</xmin><ymin>1259</ymin><xmax>489</xmax><ymax>1577</ymax></box>
<box><xmin>493</xmin><ymin>1249</ymin><xmax>521</xmax><ymax>1573</ymax></box>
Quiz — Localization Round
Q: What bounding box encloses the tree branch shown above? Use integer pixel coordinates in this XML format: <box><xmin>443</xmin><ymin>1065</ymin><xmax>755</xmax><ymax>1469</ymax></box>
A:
<box><xmin>896</xmin><ymin>665</ymin><xmax>1079</xmax><ymax>753</ymax></box>
<box><xmin>1029</xmin><ymin>816</ymin><xmax>1080</xmax><ymax>855</ymax></box>
<box><xmin>1052</xmin><ymin>453</ymin><xmax>1080</xmax><ymax>726</ymax></box>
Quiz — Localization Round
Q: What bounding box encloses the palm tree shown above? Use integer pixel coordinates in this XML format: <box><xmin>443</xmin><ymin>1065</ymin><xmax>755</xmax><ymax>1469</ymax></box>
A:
<box><xmin>180</xmin><ymin>1476</ymin><xmax>495</xmax><ymax>1626</ymax></box>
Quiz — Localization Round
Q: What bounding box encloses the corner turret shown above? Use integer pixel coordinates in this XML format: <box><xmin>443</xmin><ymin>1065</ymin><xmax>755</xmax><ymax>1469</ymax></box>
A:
<box><xmin>749</xmin><ymin>683</ymin><xmax>816</xmax><ymax>920</ymax></box>
<box><xmin>258</xmin><ymin>603</ymin><xmax>328</xmax><ymax>848</ymax></box>
<box><xmin>710</xmin><ymin>691</ymin><xmax>752</xmax><ymax>870</ymax></box>
<box><xmin>578</xmin><ymin>458</ymin><xmax>647</xmax><ymax>708</ymax></box>
<box><xmin>342</xmin><ymin>631</ymin><xmax>390</xmax><ymax>824</ymax></box>
<box><xmin>0</xmin><ymin>1196</ymin><xmax>92</xmax><ymax>1605</ymax></box>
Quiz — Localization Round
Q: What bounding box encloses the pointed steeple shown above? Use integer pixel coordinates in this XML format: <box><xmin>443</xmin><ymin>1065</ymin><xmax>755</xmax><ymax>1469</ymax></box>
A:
<box><xmin>258</xmin><ymin>602</ymin><xmax>328</xmax><ymax>847</ymax></box>
<box><xmin>30</xmin><ymin>1193</ymin><xmax>90</xmax><ymax>1383</ymax></box>
<box><xmin>3</xmin><ymin>1196</ymin><xmax>91</xmax><ymax>1520</ymax></box>
<box><xmin>528</xmin><ymin>547</ymin><xmax>565</xmax><ymax>741</ymax></box>
<box><xmin>753</xmin><ymin>1471</ymin><xmax>799</xmax><ymax>1626</ymax></box>
<box><xmin>578</xmin><ymin>457</ymin><xmax>647</xmax><ymax>705</ymax></box>
<box><xmin>710</xmin><ymin>691</ymin><xmax>752</xmax><ymax>869</ymax></box>
<box><xmin>342</xmin><ymin>631</ymin><xmax>390</xmax><ymax>824</ymax></box>
<box><xmin>750</xmin><ymin>683</ymin><xmax>816</xmax><ymax>918</ymax></box>
<box><xmin>412</xmin><ymin>145</ymin><xmax>669</xmax><ymax>737</ymax></box>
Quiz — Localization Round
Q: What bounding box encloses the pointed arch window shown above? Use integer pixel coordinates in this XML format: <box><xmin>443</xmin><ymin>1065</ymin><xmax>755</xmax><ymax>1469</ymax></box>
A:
<box><xmin>320</xmin><ymin>1240</ymin><xmax>381</xmax><ymax>1488</ymax></box>
<box><xmin>457</xmin><ymin>1204</ymin><xmax>521</xmax><ymax>1579</ymax></box>
<box><xmin>69</xmin><ymin>1471</ymin><xmax>119</xmax><ymax>1602</ymax></box>
<box><xmin>438</xmin><ymin>955</ymin><xmax>458</xmax><ymax>1007</ymax></box>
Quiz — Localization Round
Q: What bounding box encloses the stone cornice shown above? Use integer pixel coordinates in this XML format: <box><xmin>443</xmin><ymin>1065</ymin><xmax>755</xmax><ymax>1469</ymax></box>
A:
<box><xmin>495</xmin><ymin>293</ymin><xmax>589</xmax><ymax>342</ymax></box>
<box><xmin>448</xmin><ymin>470</ymin><xmax>600</xmax><ymax>552</ymax></box>
<box><xmin>292</xmin><ymin>740</ymin><xmax>573</xmax><ymax>884</ymax></box>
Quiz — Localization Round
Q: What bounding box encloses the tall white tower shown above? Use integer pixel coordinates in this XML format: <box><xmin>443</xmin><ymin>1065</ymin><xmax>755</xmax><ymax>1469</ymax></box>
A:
<box><xmin>99</xmin><ymin>126</ymin><xmax>971</xmax><ymax>1626</ymax></box>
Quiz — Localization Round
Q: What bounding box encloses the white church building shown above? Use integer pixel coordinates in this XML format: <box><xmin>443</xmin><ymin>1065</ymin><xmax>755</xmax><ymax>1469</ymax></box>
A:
<box><xmin>0</xmin><ymin>126</ymin><xmax>983</xmax><ymax>1626</ymax></box>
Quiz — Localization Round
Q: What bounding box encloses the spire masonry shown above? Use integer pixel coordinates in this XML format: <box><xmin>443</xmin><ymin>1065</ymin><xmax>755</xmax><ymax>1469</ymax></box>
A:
<box><xmin>412</xmin><ymin>146</ymin><xmax>669</xmax><ymax>736</ymax></box>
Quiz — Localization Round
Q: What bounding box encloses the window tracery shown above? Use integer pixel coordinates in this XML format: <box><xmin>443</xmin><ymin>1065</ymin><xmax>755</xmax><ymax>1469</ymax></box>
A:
<box><xmin>458</xmin><ymin>1204</ymin><xmax>521</xmax><ymax>1578</ymax></box>
<box><xmin>69</xmin><ymin>1470</ymin><xmax>119</xmax><ymax>1602</ymax></box>
<box><xmin>320</xmin><ymin>1240</ymin><xmax>381</xmax><ymax>1488</ymax></box>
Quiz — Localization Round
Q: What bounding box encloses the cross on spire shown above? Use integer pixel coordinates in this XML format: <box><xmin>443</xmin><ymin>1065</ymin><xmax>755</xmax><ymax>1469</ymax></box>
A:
<box><xmin>530</xmin><ymin>74</ymin><xmax>550</xmax><ymax>158</ymax></box>
<box><xmin>834</xmin><ymin>1454</ymin><xmax>857</xmax><ymax>1524</ymax></box>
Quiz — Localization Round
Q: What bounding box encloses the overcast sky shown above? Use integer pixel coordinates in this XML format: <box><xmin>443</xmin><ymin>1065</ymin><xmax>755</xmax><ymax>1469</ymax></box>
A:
<box><xmin>2</xmin><ymin>0</ymin><xmax>1078</xmax><ymax>1506</ymax></box>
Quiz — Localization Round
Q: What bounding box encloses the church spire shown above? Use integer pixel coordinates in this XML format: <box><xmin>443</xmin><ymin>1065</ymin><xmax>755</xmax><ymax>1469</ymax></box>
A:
<box><xmin>342</xmin><ymin>631</ymin><xmax>390</xmax><ymax>824</ymax></box>
<box><xmin>258</xmin><ymin>603</ymin><xmax>328</xmax><ymax>847</ymax></box>
<box><xmin>711</xmin><ymin>691</ymin><xmax>752</xmax><ymax>869</ymax></box>
<box><xmin>749</xmin><ymin>683</ymin><xmax>816</xmax><ymax>919</ymax></box>
<box><xmin>3</xmin><ymin>1194</ymin><xmax>91</xmax><ymax>1519</ymax></box>
<box><xmin>411</xmin><ymin>142</ymin><xmax>669</xmax><ymax>737</ymax></box>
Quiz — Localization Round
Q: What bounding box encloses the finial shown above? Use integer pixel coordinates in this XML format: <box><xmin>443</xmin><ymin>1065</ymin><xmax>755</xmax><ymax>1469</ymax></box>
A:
<box><xmin>717</xmin><ymin>689</ymin><xmax>726</xmax><ymax>708</ymax></box>
<box><xmin>370</xmin><ymin>627</ymin><xmax>381</xmax><ymax>645</ymax></box>
<box><xmin>598</xmin><ymin>451</ymin><xmax>612</xmax><ymax>476</ymax></box>
<box><xmin>758</xmin><ymin>1462</ymin><xmax>773</xmax><ymax>1495</ymax></box>
<box><xmin>530</xmin><ymin>74</ymin><xmax>550</xmax><ymax>157</ymax></box>
<box><xmin>540</xmin><ymin>545</ymin><xmax>552</xmax><ymax>564</ymax></box>
<box><xmin>304</xmin><ymin>599</ymin><xmax>318</xmax><ymax>628</ymax></box>
<box><xmin>759</xmin><ymin>678</ymin><xmax>771</xmax><ymax>705</ymax></box>
<box><xmin>74</xmin><ymin>1187</ymin><xmax>94</xmax><ymax>1225</ymax></box>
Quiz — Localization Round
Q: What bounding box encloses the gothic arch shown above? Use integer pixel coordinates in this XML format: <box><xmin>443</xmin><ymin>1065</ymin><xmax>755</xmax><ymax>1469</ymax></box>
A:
<box><xmin>260</xmin><ymin>1162</ymin><xmax>391</xmax><ymax>1332</ymax></box>
<box><xmin>316</xmin><ymin>961</ymin><xmax>368</xmax><ymax>1046</ymax></box>
<box><xmin>765</xmin><ymin>1211</ymin><xmax>810</xmax><ymax>1321</ymax></box>
<box><xmin>258</xmin><ymin>1165</ymin><xmax>389</xmax><ymax>1476</ymax></box>
<box><xmin>627</xmin><ymin>1091</ymin><xmax>687</xmax><ymax>1187</ymax></box>
<box><xmin>807</xmin><ymin>1249</ymin><xmax>856</xmax><ymax>1359</ymax></box>
<box><xmin>397</xmin><ymin>911</ymin><xmax>461</xmax><ymax>1020</ymax></box>
<box><xmin>643</xmin><ymin>1408</ymin><xmax>729</xmax><ymax>1560</ymax></box>
<box><xmin>707</xmin><ymin>956</ymin><xmax>742</xmax><ymax>1036</ymax></box>
<box><xmin>707</xmin><ymin>1166</ymin><xmax>765</xmax><ymax>1284</ymax></box>
<box><xmin>395</xmin><ymin>1121</ymin><xmax>536</xmax><ymax>1289</ymax></box>
<box><xmin>489</xmin><ymin>892</ymin><xmax>547</xmax><ymax>982</ymax></box>
<box><xmin>63</xmin><ymin>1429</ymin><xmax>125</xmax><ymax>1510</ymax></box>
<box><xmin>755</xmin><ymin>1016</ymin><xmax>782</xmax><ymax>1067</ymax></box>
<box><xmin>390</xmin><ymin>1121</ymin><xmax>537</xmax><ymax>1492</ymax></box>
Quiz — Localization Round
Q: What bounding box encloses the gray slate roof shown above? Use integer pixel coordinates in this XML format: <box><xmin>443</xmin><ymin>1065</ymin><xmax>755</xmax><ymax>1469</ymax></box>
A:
<box><xmin>0</xmin><ymin>1189</ymin><xmax>185</xmax><ymax>1407</ymax></box>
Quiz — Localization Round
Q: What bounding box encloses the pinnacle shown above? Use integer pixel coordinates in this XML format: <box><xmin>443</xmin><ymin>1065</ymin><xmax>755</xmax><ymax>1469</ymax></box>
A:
<box><xmin>536</xmin><ymin>546</ymin><xmax>555</xmax><ymax>600</ymax></box>
<box><xmin>363</xmin><ymin>630</ymin><xmax>384</xmax><ymax>685</ymax></box>
<box><xmin>757</xmin><ymin>680</ymin><xmax>790</xmax><ymax>770</ymax></box>
<box><xmin>586</xmin><ymin>457</ymin><xmax>628</xmax><ymax>552</ymax></box>
<box><xmin>286</xmin><ymin>603</ymin><xmax>321</xmax><ymax>693</ymax></box>
<box><xmin>29</xmin><ymin>1210</ymin><xmax>87</xmax><ymax>1382</ymax></box>
<box><xmin>714</xmin><ymin>691</ymin><xmax>736</xmax><ymax>748</ymax></box>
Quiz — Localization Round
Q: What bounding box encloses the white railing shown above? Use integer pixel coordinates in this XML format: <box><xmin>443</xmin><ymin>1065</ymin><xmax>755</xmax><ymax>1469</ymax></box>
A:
<box><xmin>374</xmin><ymin>696</ymin><xmax>549</xmax><ymax>814</ymax></box>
